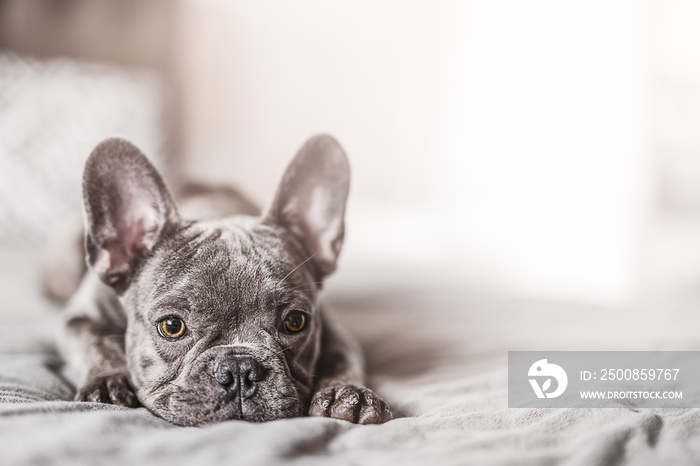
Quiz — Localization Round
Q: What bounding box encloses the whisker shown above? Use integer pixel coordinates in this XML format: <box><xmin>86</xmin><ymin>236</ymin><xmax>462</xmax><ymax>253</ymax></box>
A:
<box><xmin>287</xmin><ymin>281</ymin><xmax>323</xmax><ymax>292</ymax></box>
<box><xmin>270</xmin><ymin>346</ymin><xmax>292</xmax><ymax>357</ymax></box>
<box><xmin>258</xmin><ymin>342</ymin><xmax>292</xmax><ymax>358</ymax></box>
<box><xmin>277</xmin><ymin>254</ymin><xmax>316</xmax><ymax>286</ymax></box>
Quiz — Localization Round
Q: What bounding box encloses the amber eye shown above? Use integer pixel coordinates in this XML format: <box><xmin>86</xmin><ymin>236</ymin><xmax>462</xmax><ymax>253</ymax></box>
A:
<box><xmin>283</xmin><ymin>311</ymin><xmax>306</xmax><ymax>333</ymax></box>
<box><xmin>158</xmin><ymin>317</ymin><xmax>186</xmax><ymax>339</ymax></box>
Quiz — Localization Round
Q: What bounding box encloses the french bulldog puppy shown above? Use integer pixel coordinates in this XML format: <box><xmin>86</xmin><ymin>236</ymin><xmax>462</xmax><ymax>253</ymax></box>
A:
<box><xmin>59</xmin><ymin>135</ymin><xmax>392</xmax><ymax>426</ymax></box>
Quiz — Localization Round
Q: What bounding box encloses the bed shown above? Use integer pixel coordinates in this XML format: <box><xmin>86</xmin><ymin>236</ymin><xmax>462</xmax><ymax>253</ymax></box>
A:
<box><xmin>2</xmin><ymin>244</ymin><xmax>700</xmax><ymax>466</ymax></box>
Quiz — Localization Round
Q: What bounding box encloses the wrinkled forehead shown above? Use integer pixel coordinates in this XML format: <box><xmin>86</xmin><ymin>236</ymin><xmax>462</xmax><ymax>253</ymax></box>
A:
<box><xmin>132</xmin><ymin>217</ymin><xmax>318</xmax><ymax>314</ymax></box>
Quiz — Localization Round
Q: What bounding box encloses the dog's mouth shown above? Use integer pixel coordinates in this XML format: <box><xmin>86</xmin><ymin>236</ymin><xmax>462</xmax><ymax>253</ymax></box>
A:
<box><xmin>147</xmin><ymin>384</ymin><xmax>305</xmax><ymax>426</ymax></box>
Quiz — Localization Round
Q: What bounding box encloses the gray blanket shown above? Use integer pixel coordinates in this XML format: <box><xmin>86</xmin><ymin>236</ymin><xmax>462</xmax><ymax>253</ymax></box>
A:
<box><xmin>2</xmin><ymin>246</ymin><xmax>700</xmax><ymax>466</ymax></box>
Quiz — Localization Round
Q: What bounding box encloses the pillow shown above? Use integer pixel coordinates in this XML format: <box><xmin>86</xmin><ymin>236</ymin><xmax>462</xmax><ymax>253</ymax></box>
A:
<box><xmin>0</xmin><ymin>51</ymin><xmax>168</xmax><ymax>245</ymax></box>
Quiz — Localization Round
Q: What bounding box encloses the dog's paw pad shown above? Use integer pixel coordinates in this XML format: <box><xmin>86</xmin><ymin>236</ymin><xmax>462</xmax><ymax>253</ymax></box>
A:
<box><xmin>76</xmin><ymin>374</ymin><xmax>140</xmax><ymax>408</ymax></box>
<box><xmin>309</xmin><ymin>385</ymin><xmax>392</xmax><ymax>424</ymax></box>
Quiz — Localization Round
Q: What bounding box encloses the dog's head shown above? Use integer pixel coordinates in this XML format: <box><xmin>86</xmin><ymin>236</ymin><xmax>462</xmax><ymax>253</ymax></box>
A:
<box><xmin>81</xmin><ymin>135</ymin><xmax>349</xmax><ymax>426</ymax></box>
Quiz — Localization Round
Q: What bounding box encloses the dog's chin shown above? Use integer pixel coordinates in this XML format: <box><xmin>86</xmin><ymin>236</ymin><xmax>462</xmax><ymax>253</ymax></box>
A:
<box><xmin>149</xmin><ymin>394</ymin><xmax>306</xmax><ymax>427</ymax></box>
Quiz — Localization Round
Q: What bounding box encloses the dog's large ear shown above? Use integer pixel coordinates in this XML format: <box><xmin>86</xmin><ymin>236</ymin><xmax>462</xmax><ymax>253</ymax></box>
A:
<box><xmin>264</xmin><ymin>134</ymin><xmax>350</xmax><ymax>278</ymax></box>
<box><xmin>82</xmin><ymin>138</ymin><xmax>180</xmax><ymax>292</ymax></box>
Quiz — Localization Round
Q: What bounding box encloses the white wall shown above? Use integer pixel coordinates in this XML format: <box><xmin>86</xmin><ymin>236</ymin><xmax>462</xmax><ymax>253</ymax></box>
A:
<box><xmin>176</xmin><ymin>0</ymin><xmax>653</xmax><ymax>305</ymax></box>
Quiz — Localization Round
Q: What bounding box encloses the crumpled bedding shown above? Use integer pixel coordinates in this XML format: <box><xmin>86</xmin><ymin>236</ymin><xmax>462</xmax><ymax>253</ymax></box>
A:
<box><xmin>2</xmin><ymin>246</ymin><xmax>700</xmax><ymax>466</ymax></box>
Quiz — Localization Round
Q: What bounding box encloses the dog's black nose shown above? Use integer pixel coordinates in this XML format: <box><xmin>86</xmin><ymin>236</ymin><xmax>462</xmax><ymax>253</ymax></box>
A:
<box><xmin>214</xmin><ymin>356</ymin><xmax>267</xmax><ymax>399</ymax></box>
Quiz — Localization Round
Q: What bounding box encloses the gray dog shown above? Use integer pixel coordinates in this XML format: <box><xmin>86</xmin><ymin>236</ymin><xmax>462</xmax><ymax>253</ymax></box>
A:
<box><xmin>57</xmin><ymin>135</ymin><xmax>392</xmax><ymax>426</ymax></box>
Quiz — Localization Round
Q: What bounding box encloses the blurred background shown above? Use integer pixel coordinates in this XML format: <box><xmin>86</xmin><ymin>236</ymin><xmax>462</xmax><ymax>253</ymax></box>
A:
<box><xmin>2</xmin><ymin>0</ymin><xmax>700</xmax><ymax>309</ymax></box>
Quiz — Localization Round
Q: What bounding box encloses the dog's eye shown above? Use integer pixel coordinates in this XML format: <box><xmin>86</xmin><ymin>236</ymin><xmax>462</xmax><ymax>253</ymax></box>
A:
<box><xmin>158</xmin><ymin>317</ymin><xmax>186</xmax><ymax>339</ymax></box>
<box><xmin>283</xmin><ymin>311</ymin><xmax>306</xmax><ymax>333</ymax></box>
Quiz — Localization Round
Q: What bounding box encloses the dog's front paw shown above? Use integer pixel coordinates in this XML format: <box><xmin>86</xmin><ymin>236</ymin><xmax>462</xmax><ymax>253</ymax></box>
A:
<box><xmin>308</xmin><ymin>385</ymin><xmax>392</xmax><ymax>424</ymax></box>
<box><xmin>75</xmin><ymin>373</ymin><xmax>140</xmax><ymax>408</ymax></box>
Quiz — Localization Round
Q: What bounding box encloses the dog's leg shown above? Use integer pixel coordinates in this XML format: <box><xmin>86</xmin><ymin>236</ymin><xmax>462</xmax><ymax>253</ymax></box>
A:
<box><xmin>59</xmin><ymin>273</ymin><xmax>139</xmax><ymax>407</ymax></box>
<box><xmin>308</xmin><ymin>312</ymin><xmax>392</xmax><ymax>424</ymax></box>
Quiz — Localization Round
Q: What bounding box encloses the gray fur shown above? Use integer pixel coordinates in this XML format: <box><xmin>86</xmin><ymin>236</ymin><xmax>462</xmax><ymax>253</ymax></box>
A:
<box><xmin>59</xmin><ymin>135</ymin><xmax>392</xmax><ymax>426</ymax></box>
